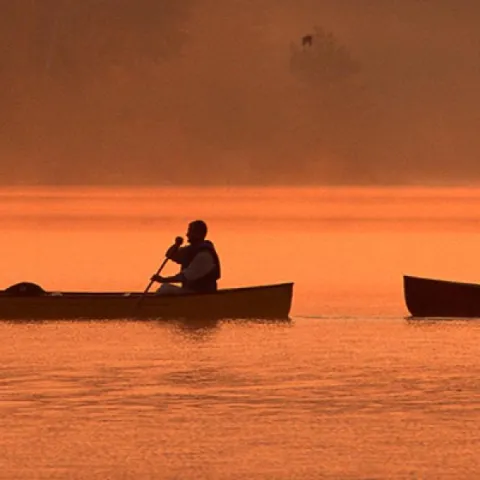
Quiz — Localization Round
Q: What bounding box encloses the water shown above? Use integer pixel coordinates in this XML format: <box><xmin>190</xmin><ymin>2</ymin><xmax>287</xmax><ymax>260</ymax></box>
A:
<box><xmin>1</xmin><ymin>187</ymin><xmax>479</xmax><ymax>479</ymax></box>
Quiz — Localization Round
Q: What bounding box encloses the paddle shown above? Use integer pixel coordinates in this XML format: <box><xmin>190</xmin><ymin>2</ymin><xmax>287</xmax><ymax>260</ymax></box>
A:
<box><xmin>137</xmin><ymin>236</ymin><xmax>183</xmax><ymax>306</ymax></box>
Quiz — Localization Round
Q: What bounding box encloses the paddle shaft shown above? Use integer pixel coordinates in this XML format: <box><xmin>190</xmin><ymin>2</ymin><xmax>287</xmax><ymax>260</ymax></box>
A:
<box><xmin>137</xmin><ymin>237</ymin><xmax>183</xmax><ymax>307</ymax></box>
<box><xmin>142</xmin><ymin>257</ymin><xmax>169</xmax><ymax>296</ymax></box>
<box><xmin>135</xmin><ymin>258</ymin><xmax>169</xmax><ymax>308</ymax></box>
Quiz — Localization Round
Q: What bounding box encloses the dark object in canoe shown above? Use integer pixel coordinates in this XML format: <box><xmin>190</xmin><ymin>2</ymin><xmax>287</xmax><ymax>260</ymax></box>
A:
<box><xmin>0</xmin><ymin>282</ymin><xmax>293</xmax><ymax>321</ymax></box>
<box><xmin>404</xmin><ymin>275</ymin><xmax>480</xmax><ymax>318</ymax></box>
<box><xmin>4</xmin><ymin>282</ymin><xmax>46</xmax><ymax>296</ymax></box>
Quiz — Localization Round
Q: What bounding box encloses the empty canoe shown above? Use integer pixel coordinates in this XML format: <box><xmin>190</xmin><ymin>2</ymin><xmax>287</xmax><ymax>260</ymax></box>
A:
<box><xmin>404</xmin><ymin>275</ymin><xmax>480</xmax><ymax>318</ymax></box>
<box><xmin>0</xmin><ymin>282</ymin><xmax>294</xmax><ymax>320</ymax></box>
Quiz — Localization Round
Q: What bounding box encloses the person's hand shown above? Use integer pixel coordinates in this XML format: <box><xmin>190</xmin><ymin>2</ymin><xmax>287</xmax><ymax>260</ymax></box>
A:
<box><xmin>165</xmin><ymin>236</ymin><xmax>184</xmax><ymax>258</ymax></box>
<box><xmin>150</xmin><ymin>274</ymin><xmax>165</xmax><ymax>283</ymax></box>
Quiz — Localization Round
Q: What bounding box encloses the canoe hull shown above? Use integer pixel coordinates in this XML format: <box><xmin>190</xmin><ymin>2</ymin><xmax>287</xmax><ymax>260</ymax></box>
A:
<box><xmin>0</xmin><ymin>283</ymin><xmax>293</xmax><ymax>321</ymax></box>
<box><xmin>404</xmin><ymin>275</ymin><xmax>480</xmax><ymax>318</ymax></box>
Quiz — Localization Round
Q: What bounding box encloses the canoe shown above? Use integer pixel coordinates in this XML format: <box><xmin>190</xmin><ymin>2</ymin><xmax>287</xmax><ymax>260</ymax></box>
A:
<box><xmin>0</xmin><ymin>282</ymin><xmax>293</xmax><ymax>320</ymax></box>
<box><xmin>404</xmin><ymin>275</ymin><xmax>480</xmax><ymax>318</ymax></box>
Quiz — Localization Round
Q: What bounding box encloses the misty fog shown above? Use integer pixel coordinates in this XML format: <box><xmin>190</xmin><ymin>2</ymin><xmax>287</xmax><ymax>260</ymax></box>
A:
<box><xmin>1</xmin><ymin>0</ymin><xmax>480</xmax><ymax>185</ymax></box>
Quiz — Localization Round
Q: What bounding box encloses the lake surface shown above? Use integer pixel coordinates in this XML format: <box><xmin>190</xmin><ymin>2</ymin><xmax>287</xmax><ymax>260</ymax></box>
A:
<box><xmin>0</xmin><ymin>187</ymin><xmax>479</xmax><ymax>479</ymax></box>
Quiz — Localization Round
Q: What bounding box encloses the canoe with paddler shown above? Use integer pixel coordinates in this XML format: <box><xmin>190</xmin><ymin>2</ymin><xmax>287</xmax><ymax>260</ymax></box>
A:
<box><xmin>0</xmin><ymin>220</ymin><xmax>293</xmax><ymax>320</ymax></box>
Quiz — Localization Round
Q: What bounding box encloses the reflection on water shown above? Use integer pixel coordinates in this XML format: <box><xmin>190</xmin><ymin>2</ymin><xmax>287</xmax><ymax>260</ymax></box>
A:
<box><xmin>0</xmin><ymin>318</ymin><xmax>479</xmax><ymax>479</ymax></box>
<box><xmin>1</xmin><ymin>187</ymin><xmax>480</xmax><ymax>478</ymax></box>
<box><xmin>169</xmin><ymin>318</ymin><xmax>221</xmax><ymax>341</ymax></box>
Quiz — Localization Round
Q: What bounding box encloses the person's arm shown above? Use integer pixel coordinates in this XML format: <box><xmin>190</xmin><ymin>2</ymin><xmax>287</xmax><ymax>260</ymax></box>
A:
<box><xmin>151</xmin><ymin>251</ymin><xmax>215</xmax><ymax>284</ymax></box>
<box><xmin>165</xmin><ymin>244</ymin><xmax>186</xmax><ymax>264</ymax></box>
<box><xmin>151</xmin><ymin>272</ymin><xmax>185</xmax><ymax>284</ymax></box>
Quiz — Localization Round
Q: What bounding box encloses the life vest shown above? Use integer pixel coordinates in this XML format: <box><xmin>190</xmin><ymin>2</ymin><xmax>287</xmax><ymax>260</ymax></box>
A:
<box><xmin>180</xmin><ymin>241</ymin><xmax>221</xmax><ymax>293</ymax></box>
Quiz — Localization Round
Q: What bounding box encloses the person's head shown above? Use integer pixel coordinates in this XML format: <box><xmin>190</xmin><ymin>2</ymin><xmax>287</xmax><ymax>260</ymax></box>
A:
<box><xmin>187</xmin><ymin>220</ymin><xmax>208</xmax><ymax>244</ymax></box>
